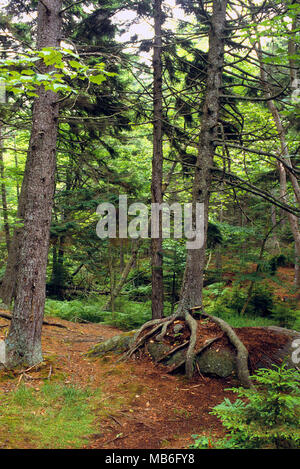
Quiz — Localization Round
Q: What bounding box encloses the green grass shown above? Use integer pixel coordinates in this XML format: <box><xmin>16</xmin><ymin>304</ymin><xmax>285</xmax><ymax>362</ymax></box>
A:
<box><xmin>0</xmin><ymin>382</ymin><xmax>102</xmax><ymax>449</ymax></box>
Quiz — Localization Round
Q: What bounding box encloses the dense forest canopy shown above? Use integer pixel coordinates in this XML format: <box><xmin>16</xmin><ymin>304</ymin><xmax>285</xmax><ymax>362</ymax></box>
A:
<box><xmin>0</xmin><ymin>0</ymin><xmax>299</xmax><ymax>370</ymax></box>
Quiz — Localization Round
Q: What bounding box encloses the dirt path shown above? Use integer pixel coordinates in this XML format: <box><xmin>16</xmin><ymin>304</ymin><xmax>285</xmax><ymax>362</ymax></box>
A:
<box><xmin>0</xmin><ymin>313</ymin><xmax>237</xmax><ymax>449</ymax></box>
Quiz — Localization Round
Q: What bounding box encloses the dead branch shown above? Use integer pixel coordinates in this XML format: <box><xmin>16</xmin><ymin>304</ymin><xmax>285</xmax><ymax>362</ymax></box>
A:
<box><xmin>0</xmin><ymin>312</ymin><xmax>68</xmax><ymax>329</ymax></box>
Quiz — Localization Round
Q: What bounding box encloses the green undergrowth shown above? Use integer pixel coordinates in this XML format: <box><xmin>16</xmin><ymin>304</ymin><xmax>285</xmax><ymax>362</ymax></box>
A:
<box><xmin>0</xmin><ymin>383</ymin><xmax>95</xmax><ymax>448</ymax></box>
<box><xmin>203</xmin><ymin>282</ymin><xmax>300</xmax><ymax>331</ymax></box>
<box><xmin>44</xmin><ymin>297</ymin><xmax>162</xmax><ymax>330</ymax></box>
<box><xmin>0</xmin><ymin>382</ymin><xmax>105</xmax><ymax>449</ymax></box>
<box><xmin>44</xmin><ymin>295</ymin><xmax>282</xmax><ymax>331</ymax></box>
<box><xmin>190</xmin><ymin>364</ymin><xmax>300</xmax><ymax>449</ymax></box>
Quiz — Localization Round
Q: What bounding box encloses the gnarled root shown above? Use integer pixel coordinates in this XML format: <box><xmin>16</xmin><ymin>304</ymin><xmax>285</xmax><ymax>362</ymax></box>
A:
<box><xmin>199</xmin><ymin>309</ymin><xmax>254</xmax><ymax>388</ymax></box>
<box><xmin>121</xmin><ymin>307</ymin><xmax>254</xmax><ymax>388</ymax></box>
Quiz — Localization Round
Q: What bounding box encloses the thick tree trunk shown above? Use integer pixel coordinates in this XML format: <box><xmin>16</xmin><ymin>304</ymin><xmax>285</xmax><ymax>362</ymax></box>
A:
<box><xmin>151</xmin><ymin>0</ymin><xmax>164</xmax><ymax>320</ymax></box>
<box><xmin>4</xmin><ymin>0</ymin><xmax>62</xmax><ymax>367</ymax></box>
<box><xmin>177</xmin><ymin>0</ymin><xmax>228</xmax><ymax>314</ymax></box>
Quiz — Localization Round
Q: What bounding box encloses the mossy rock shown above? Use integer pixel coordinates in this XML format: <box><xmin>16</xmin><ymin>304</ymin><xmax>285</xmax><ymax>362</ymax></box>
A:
<box><xmin>86</xmin><ymin>330</ymin><xmax>137</xmax><ymax>357</ymax></box>
<box><xmin>147</xmin><ymin>342</ymin><xmax>172</xmax><ymax>362</ymax></box>
<box><xmin>87</xmin><ymin>332</ymin><xmax>237</xmax><ymax>377</ymax></box>
<box><xmin>196</xmin><ymin>348</ymin><xmax>236</xmax><ymax>378</ymax></box>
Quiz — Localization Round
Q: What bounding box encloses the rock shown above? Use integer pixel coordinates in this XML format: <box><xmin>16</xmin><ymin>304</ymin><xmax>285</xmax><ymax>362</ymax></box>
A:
<box><xmin>86</xmin><ymin>330</ymin><xmax>137</xmax><ymax>357</ymax></box>
<box><xmin>173</xmin><ymin>324</ymin><xmax>184</xmax><ymax>334</ymax></box>
<box><xmin>147</xmin><ymin>342</ymin><xmax>171</xmax><ymax>362</ymax></box>
<box><xmin>87</xmin><ymin>325</ymin><xmax>300</xmax><ymax>378</ymax></box>
<box><xmin>165</xmin><ymin>349</ymin><xmax>186</xmax><ymax>368</ymax></box>
<box><xmin>196</xmin><ymin>348</ymin><xmax>236</xmax><ymax>378</ymax></box>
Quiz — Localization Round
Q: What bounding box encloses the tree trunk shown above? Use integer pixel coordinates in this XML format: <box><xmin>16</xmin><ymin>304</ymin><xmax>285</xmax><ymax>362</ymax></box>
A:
<box><xmin>278</xmin><ymin>162</ymin><xmax>300</xmax><ymax>287</ymax></box>
<box><xmin>151</xmin><ymin>0</ymin><xmax>164</xmax><ymax>320</ymax></box>
<box><xmin>4</xmin><ymin>0</ymin><xmax>62</xmax><ymax>367</ymax></box>
<box><xmin>256</xmin><ymin>41</ymin><xmax>300</xmax><ymax>287</ymax></box>
<box><xmin>0</xmin><ymin>125</ymin><xmax>10</xmax><ymax>252</ymax></box>
<box><xmin>177</xmin><ymin>0</ymin><xmax>228</xmax><ymax>314</ymax></box>
<box><xmin>103</xmin><ymin>240</ymin><xmax>141</xmax><ymax>312</ymax></box>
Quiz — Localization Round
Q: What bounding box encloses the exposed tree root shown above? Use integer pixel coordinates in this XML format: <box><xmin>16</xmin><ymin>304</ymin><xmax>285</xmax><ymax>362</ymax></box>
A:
<box><xmin>121</xmin><ymin>317</ymin><xmax>172</xmax><ymax>360</ymax></box>
<box><xmin>167</xmin><ymin>335</ymin><xmax>222</xmax><ymax>374</ymax></box>
<box><xmin>183</xmin><ymin>311</ymin><xmax>198</xmax><ymax>379</ymax></box>
<box><xmin>121</xmin><ymin>306</ymin><xmax>254</xmax><ymax>388</ymax></box>
<box><xmin>199</xmin><ymin>309</ymin><xmax>254</xmax><ymax>388</ymax></box>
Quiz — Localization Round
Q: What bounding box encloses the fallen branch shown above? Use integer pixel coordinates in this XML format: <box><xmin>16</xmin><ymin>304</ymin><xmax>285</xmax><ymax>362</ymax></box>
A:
<box><xmin>0</xmin><ymin>312</ymin><xmax>68</xmax><ymax>329</ymax></box>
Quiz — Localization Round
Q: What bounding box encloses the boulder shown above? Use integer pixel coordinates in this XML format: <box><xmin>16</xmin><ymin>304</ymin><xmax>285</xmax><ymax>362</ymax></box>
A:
<box><xmin>196</xmin><ymin>348</ymin><xmax>236</xmax><ymax>378</ymax></box>
<box><xmin>86</xmin><ymin>325</ymin><xmax>300</xmax><ymax>378</ymax></box>
<box><xmin>86</xmin><ymin>330</ymin><xmax>137</xmax><ymax>358</ymax></box>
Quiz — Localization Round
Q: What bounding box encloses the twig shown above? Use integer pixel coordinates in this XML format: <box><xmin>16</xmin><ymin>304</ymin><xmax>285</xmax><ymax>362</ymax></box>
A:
<box><xmin>108</xmin><ymin>415</ymin><xmax>123</xmax><ymax>427</ymax></box>
<box><xmin>18</xmin><ymin>362</ymin><xmax>43</xmax><ymax>375</ymax></box>
<box><xmin>104</xmin><ymin>433</ymin><xmax>128</xmax><ymax>446</ymax></box>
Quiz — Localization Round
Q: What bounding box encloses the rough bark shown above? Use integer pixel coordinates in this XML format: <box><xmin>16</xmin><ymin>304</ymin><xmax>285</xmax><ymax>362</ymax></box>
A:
<box><xmin>151</xmin><ymin>0</ymin><xmax>164</xmax><ymax>319</ymax></box>
<box><xmin>4</xmin><ymin>0</ymin><xmax>62</xmax><ymax>367</ymax></box>
<box><xmin>256</xmin><ymin>41</ymin><xmax>300</xmax><ymax>286</ymax></box>
<box><xmin>0</xmin><ymin>125</ymin><xmax>10</xmax><ymax>251</ymax></box>
<box><xmin>177</xmin><ymin>0</ymin><xmax>228</xmax><ymax>314</ymax></box>
<box><xmin>278</xmin><ymin>161</ymin><xmax>300</xmax><ymax>287</ymax></box>
<box><xmin>120</xmin><ymin>0</ymin><xmax>233</xmax><ymax>383</ymax></box>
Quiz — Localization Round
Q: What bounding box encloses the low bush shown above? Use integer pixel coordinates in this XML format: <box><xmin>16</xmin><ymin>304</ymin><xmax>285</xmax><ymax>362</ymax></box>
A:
<box><xmin>204</xmin><ymin>281</ymin><xmax>274</xmax><ymax>318</ymax></box>
<box><xmin>190</xmin><ymin>364</ymin><xmax>300</xmax><ymax>449</ymax></box>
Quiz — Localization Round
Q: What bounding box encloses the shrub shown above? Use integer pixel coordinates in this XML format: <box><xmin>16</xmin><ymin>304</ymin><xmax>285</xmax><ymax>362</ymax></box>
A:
<box><xmin>271</xmin><ymin>301</ymin><xmax>300</xmax><ymax>330</ymax></box>
<box><xmin>205</xmin><ymin>282</ymin><xmax>274</xmax><ymax>317</ymax></box>
<box><xmin>268</xmin><ymin>254</ymin><xmax>288</xmax><ymax>275</ymax></box>
<box><xmin>191</xmin><ymin>364</ymin><xmax>300</xmax><ymax>449</ymax></box>
<box><xmin>126</xmin><ymin>284</ymin><xmax>152</xmax><ymax>301</ymax></box>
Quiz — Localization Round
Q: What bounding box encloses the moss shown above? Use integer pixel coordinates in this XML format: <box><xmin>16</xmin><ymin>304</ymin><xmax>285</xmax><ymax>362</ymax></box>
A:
<box><xmin>196</xmin><ymin>348</ymin><xmax>236</xmax><ymax>378</ymax></box>
<box><xmin>86</xmin><ymin>330</ymin><xmax>137</xmax><ymax>358</ymax></box>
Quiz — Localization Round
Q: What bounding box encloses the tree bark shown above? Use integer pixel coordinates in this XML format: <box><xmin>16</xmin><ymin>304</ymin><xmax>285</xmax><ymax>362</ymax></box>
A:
<box><xmin>256</xmin><ymin>41</ymin><xmax>300</xmax><ymax>287</ymax></box>
<box><xmin>4</xmin><ymin>0</ymin><xmax>62</xmax><ymax>367</ymax></box>
<box><xmin>102</xmin><ymin>240</ymin><xmax>141</xmax><ymax>312</ymax></box>
<box><xmin>278</xmin><ymin>162</ymin><xmax>300</xmax><ymax>287</ymax></box>
<box><xmin>151</xmin><ymin>0</ymin><xmax>164</xmax><ymax>319</ymax></box>
<box><xmin>177</xmin><ymin>0</ymin><xmax>228</xmax><ymax>314</ymax></box>
<box><xmin>0</xmin><ymin>125</ymin><xmax>10</xmax><ymax>252</ymax></box>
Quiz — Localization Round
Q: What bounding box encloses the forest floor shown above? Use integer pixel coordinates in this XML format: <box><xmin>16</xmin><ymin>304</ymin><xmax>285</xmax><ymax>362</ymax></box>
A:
<box><xmin>0</xmin><ymin>314</ymin><xmax>237</xmax><ymax>449</ymax></box>
<box><xmin>0</xmin><ymin>267</ymin><xmax>299</xmax><ymax>449</ymax></box>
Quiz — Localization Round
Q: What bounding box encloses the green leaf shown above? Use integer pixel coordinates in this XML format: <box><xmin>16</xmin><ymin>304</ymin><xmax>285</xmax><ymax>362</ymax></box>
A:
<box><xmin>89</xmin><ymin>74</ymin><xmax>106</xmax><ymax>85</ymax></box>
<box><xmin>69</xmin><ymin>60</ymin><xmax>84</xmax><ymax>70</ymax></box>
